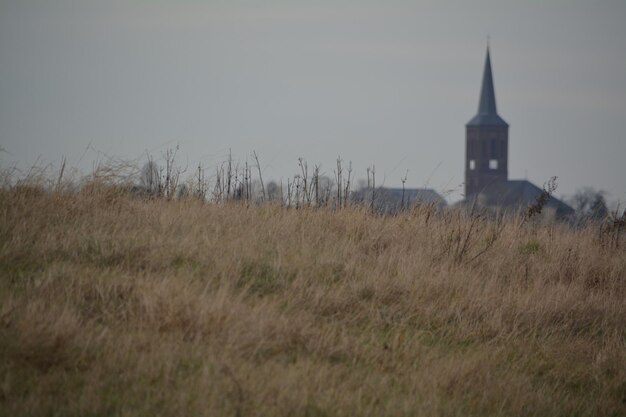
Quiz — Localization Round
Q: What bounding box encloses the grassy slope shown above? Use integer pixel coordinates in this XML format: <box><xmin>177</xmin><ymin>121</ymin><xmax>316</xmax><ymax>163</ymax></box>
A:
<box><xmin>0</xmin><ymin>187</ymin><xmax>625</xmax><ymax>417</ymax></box>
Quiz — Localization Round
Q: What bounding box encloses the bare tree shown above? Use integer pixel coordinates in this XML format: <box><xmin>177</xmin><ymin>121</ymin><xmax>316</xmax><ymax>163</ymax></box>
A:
<box><xmin>141</xmin><ymin>158</ymin><xmax>162</xmax><ymax>196</ymax></box>
<box><xmin>194</xmin><ymin>163</ymin><xmax>207</xmax><ymax>200</ymax></box>
<box><xmin>266</xmin><ymin>181</ymin><xmax>282</xmax><ymax>202</ymax></box>
<box><xmin>163</xmin><ymin>145</ymin><xmax>183</xmax><ymax>199</ymax></box>
<box><xmin>569</xmin><ymin>187</ymin><xmax>608</xmax><ymax>222</ymax></box>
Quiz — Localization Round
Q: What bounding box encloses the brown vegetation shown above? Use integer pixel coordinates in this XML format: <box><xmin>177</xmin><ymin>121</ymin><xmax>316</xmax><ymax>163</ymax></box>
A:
<box><xmin>0</xmin><ymin>185</ymin><xmax>625</xmax><ymax>416</ymax></box>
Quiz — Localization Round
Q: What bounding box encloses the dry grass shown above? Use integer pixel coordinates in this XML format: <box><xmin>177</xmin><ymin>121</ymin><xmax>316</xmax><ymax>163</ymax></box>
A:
<box><xmin>0</xmin><ymin>186</ymin><xmax>625</xmax><ymax>417</ymax></box>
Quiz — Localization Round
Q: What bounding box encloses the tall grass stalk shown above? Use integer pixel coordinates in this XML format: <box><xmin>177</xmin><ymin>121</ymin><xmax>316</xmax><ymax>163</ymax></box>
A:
<box><xmin>0</xmin><ymin>184</ymin><xmax>624</xmax><ymax>416</ymax></box>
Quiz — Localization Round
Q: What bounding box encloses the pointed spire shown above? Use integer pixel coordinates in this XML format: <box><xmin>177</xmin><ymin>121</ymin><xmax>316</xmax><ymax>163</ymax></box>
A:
<box><xmin>478</xmin><ymin>47</ymin><xmax>497</xmax><ymax>115</ymax></box>
<box><xmin>467</xmin><ymin>45</ymin><xmax>508</xmax><ymax>127</ymax></box>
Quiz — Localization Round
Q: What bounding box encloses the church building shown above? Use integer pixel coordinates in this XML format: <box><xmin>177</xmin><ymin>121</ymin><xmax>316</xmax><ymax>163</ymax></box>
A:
<box><xmin>464</xmin><ymin>46</ymin><xmax>573</xmax><ymax>218</ymax></box>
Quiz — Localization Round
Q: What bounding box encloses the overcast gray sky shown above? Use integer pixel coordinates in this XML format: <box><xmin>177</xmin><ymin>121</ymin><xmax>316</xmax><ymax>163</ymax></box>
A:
<box><xmin>1</xmin><ymin>0</ymin><xmax>625</xmax><ymax>202</ymax></box>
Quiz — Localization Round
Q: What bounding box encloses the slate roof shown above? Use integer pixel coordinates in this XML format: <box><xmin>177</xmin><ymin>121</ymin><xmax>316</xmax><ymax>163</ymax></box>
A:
<box><xmin>379</xmin><ymin>188</ymin><xmax>446</xmax><ymax>207</ymax></box>
<box><xmin>353</xmin><ymin>187</ymin><xmax>447</xmax><ymax>213</ymax></box>
<box><xmin>466</xmin><ymin>47</ymin><xmax>509</xmax><ymax>128</ymax></box>
<box><xmin>469</xmin><ymin>180</ymin><xmax>574</xmax><ymax>217</ymax></box>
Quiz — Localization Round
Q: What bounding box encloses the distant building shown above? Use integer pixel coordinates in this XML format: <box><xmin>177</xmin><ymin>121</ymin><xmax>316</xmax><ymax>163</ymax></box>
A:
<box><xmin>463</xmin><ymin>46</ymin><xmax>574</xmax><ymax>218</ymax></box>
<box><xmin>352</xmin><ymin>187</ymin><xmax>446</xmax><ymax>214</ymax></box>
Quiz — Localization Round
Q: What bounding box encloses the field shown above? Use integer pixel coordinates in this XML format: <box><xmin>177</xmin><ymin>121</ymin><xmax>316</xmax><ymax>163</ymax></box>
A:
<box><xmin>1</xmin><ymin>185</ymin><xmax>625</xmax><ymax>416</ymax></box>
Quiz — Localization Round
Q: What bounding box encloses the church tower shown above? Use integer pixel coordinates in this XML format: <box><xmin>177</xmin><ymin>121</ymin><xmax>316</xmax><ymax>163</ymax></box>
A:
<box><xmin>465</xmin><ymin>47</ymin><xmax>509</xmax><ymax>197</ymax></box>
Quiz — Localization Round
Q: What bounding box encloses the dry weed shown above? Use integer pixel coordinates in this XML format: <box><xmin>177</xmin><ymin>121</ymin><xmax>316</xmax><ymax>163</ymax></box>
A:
<box><xmin>0</xmin><ymin>187</ymin><xmax>624</xmax><ymax>416</ymax></box>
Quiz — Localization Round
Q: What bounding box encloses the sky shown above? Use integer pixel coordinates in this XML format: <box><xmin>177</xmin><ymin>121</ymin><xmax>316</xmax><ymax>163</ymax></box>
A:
<box><xmin>1</xmin><ymin>0</ymin><xmax>625</xmax><ymax>203</ymax></box>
